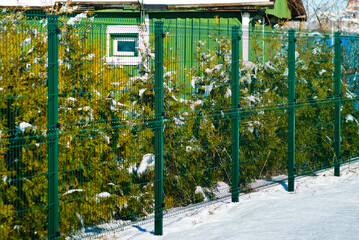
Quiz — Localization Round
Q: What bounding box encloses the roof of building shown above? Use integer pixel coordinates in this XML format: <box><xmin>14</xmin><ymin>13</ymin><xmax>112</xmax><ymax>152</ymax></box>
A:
<box><xmin>287</xmin><ymin>0</ymin><xmax>306</xmax><ymax>21</ymax></box>
<box><xmin>0</xmin><ymin>0</ymin><xmax>306</xmax><ymax>21</ymax></box>
<box><xmin>347</xmin><ymin>0</ymin><xmax>359</xmax><ymax>11</ymax></box>
<box><xmin>0</xmin><ymin>0</ymin><xmax>273</xmax><ymax>7</ymax></box>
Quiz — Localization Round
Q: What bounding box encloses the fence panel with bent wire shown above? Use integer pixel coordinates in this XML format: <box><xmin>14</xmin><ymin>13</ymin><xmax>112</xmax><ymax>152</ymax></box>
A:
<box><xmin>0</xmin><ymin>10</ymin><xmax>50</xmax><ymax>240</ymax></box>
<box><xmin>56</xmin><ymin>13</ymin><xmax>156</xmax><ymax>238</ymax></box>
<box><xmin>341</xmin><ymin>34</ymin><xmax>359</xmax><ymax>164</ymax></box>
<box><xmin>1</xmin><ymin>9</ymin><xmax>359</xmax><ymax>239</ymax></box>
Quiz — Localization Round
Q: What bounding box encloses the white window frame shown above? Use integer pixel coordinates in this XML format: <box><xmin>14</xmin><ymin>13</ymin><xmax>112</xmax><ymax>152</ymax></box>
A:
<box><xmin>106</xmin><ymin>15</ymin><xmax>149</xmax><ymax>65</ymax></box>
<box><xmin>113</xmin><ymin>36</ymin><xmax>138</xmax><ymax>56</ymax></box>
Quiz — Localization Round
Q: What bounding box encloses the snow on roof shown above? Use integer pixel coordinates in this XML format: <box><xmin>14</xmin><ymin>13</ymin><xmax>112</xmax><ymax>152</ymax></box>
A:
<box><xmin>0</xmin><ymin>0</ymin><xmax>135</xmax><ymax>7</ymax></box>
<box><xmin>0</xmin><ymin>0</ymin><xmax>54</xmax><ymax>6</ymax></box>
<box><xmin>144</xmin><ymin>0</ymin><xmax>271</xmax><ymax>4</ymax></box>
<box><xmin>0</xmin><ymin>0</ymin><xmax>272</xmax><ymax>7</ymax></box>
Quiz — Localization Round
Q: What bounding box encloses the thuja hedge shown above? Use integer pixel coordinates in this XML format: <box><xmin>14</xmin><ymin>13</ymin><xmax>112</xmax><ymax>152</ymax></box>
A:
<box><xmin>0</xmin><ymin>11</ymin><xmax>358</xmax><ymax>239</ymax></box>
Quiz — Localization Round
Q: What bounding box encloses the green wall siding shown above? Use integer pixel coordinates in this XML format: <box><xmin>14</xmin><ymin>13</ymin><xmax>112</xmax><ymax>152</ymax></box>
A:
<box><xmin>89</xmin><ymin>12</ymin><xmax>238</xmax><ymax>67</ymax></box>
<box><xmin>90</xmin><ymin>11</ymin><xmax>243</xmax><ymax>82</ymax></box>
<box><xmin>150</xmin><ymin>12</ymin><xmax>242</xmax><ymax>70</ymax></box>
<box><xmin>22</xmin><ymin>11</ymin><xmax>259</xmax><ymax>77</ymax></box>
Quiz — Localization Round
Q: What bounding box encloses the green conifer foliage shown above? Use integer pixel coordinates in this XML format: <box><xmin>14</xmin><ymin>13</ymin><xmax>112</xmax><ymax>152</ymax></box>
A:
<box><xmin>0</xmin><ymin>11</ymin><xmax>358</xmax><ymax>239</ymax></box>
<box><xmin>0</xmin><ymin>11</ymin><xmax>48</xmax><ymax>239</ymax></box>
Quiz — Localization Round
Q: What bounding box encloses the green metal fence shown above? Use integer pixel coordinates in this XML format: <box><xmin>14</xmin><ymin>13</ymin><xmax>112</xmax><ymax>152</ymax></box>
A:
<box><xmin>1</xmin><ymin>10</ymin><xmax>359</xmax><ymax>239</ymax></box>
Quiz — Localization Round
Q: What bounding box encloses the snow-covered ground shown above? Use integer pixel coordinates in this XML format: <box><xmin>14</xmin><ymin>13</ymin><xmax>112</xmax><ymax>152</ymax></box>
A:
<box><xmin>92</xmin><ymin>161</ymin><xmax>359</xmax><ymax>240</ymax></box>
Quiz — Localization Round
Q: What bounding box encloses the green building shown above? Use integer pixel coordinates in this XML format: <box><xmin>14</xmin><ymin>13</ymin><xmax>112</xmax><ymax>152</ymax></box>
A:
<box><xmin>1</xmin><ymin>0</ymin><xmax>306</xmax><ymax>64</ymax></box>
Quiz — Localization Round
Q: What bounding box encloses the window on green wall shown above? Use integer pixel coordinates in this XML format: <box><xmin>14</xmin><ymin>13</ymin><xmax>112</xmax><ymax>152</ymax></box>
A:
<box><xmin>106</xmin><ymin>25</ymin><xmax>147</xmax><ymax>65</ymax></box>
<box><xmin>110</xmin><ymin>34</ymin><xmax>138</xmax><ymax>57</ymax></box>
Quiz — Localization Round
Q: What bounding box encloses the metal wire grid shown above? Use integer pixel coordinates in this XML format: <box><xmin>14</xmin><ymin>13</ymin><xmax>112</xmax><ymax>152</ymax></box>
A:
<box><xmin>0</xmin><ymin>10</ymin><xmax>358</xmax><ymax>239</ymax></box>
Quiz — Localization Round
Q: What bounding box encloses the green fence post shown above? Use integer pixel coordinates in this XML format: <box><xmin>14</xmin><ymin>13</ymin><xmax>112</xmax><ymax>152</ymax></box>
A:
<box><xmin>154</xmin><ymin>21</ymin><xmax>164</xmax><ymax>236</ymax></box>
<box><xmin>334</xmin><ymin>32</ymin><xmax>342</xmax><ymax>177</ymax></box>
<box><xmin>288</xmin><ymin>30</ymin><xmax>296</xmax><ymax>192</ymax></box>
<box><xmin>47</xmin><ymin>15</ymin><xmax>59</xmax><ymax>239</ymax></box>
<box><xmin>231</xmin><ymin>26</ymin><xmax>240</xmax><ymax>202</ymax></box>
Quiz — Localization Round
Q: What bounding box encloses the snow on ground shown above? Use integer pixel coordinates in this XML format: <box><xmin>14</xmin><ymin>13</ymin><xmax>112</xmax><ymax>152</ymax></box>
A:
<box><xmin>95</xmin><ymin>161</ymin><xmax>359</xmax><ymax>240</ymax></box>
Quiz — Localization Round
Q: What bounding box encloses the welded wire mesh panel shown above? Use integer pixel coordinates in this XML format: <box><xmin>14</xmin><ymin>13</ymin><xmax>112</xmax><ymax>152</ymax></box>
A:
<box><xmin>239</xmin><ymin>28</ymin><xmax>289</xmax><ymax>190</ymax></box>
<box><xmin>162</xmin><ymin>23</ymin><xmax>234</xmax><ymax>210</ymax></box>
<box><xmin>0</xmin><ymin>11</ymin><xmax>49</xmax><ymax>239</ymax></box>
<box><xmin>57</xmin><ymin>13</ymin><xmax>155</xmax><ymax>237</ymax></box>
<box><xmin>294</xmin><ymin>31</ymin><xmax>336</xmax><ymax>174</ymax></box>
<box><xmin>2</xmin><ymin>8</ymin><xmax>359</xmax><ymax>239</ymax></box>
<box><xmin>341</xmin><ymin>34</ymin><xmax>359</xmax><ymax>163</ymax></box>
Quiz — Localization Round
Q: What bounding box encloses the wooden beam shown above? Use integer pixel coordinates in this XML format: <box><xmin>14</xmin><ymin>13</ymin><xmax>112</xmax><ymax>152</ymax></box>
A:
<box><xmin>168</xmin><ymin>2</ymin><xmax>274</xmax><ymax>9</ymax></box>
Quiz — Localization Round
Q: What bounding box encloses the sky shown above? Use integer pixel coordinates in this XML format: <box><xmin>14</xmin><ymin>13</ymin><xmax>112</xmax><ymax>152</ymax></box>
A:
<box><xmin>307</xmin><ymin>0</ymin><xmax>347</xmax><ymax>16</ymax></box>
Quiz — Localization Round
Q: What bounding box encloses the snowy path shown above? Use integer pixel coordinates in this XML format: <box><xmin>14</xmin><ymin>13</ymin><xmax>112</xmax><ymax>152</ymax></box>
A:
<box><xmin>97</xmin><ymin>162</ymin><xmax>359</xmax><ymax>240</ymax></box>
